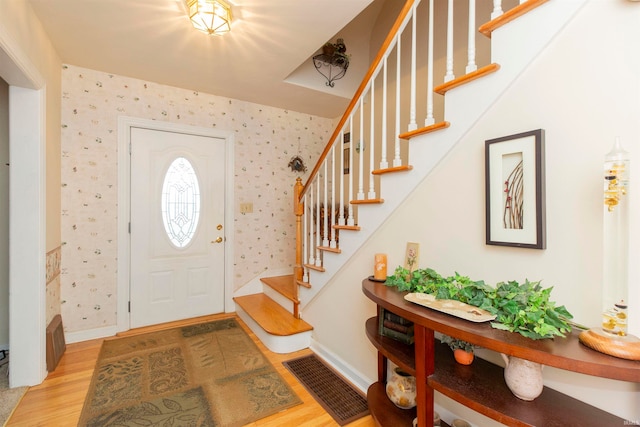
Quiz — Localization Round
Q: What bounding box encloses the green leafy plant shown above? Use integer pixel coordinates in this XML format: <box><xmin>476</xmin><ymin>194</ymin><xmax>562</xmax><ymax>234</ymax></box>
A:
<box><xmin>440</xmin><ymin>335</ymin><xmax>475</xmax><ymax>352</ymax></box>
<box><xmin>385</xmin><ymin>266</ymin><xmax>574</xmax><ymax>340</ymax></box>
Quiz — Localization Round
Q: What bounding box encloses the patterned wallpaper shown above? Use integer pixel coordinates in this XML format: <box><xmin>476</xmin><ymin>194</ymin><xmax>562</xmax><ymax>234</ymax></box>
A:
<box><xmin>46</xmin><ymin>246</ymin><xmax>61</xmax><ymax>326</ymax></box>
<box><xmin>61</xmin><ymin>64</ymin><xmax>332</xmax><ymax>333</ymax></box>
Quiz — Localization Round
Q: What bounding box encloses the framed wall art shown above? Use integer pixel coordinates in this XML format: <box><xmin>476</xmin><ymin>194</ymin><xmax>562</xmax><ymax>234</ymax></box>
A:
<box><xmin>485</xmin><ymin>129</ymin><xmax>546</xmax><ymax>249</ymax></box>
<box><xmin>404</xmin><ymin>242</ymin><xmax>420</xmax><ymax>273</ymax></box>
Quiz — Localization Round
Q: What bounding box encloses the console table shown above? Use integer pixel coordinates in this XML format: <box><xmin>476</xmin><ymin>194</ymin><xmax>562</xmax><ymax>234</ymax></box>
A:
<box><xmin>362</xmin><ymin>278</ymin><xmax>640</xmax><ymax>427</ymax></box>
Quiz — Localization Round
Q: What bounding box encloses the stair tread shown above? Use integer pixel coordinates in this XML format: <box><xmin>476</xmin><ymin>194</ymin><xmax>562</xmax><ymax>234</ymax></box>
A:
<box><xmin>305</xmin><ymin>263</ymin><xmax>326</xmax><ymax>272</ymax></box>
<box><xmin>434</xmin><ymin>63</ymin><xmax>500</xmax><ymax>95</ymax></box>
<box><xmin>234</xmin><ymin>294</ymin><xmax>313</xmax><ymax>336</ymax></box>
<box><xmin>479</xmin><ymin>0</ymin><xmax>549</xmax><ymax>38</ymax></box>
<box><xmin>261</xmin><ymin>274</ymin><xmax>297</xmax><ymax>302</ymax></box>
<box><xmin>398</xmin><ymin>121</ymin><xmax>450</xmax><ymax>140</ymax></box>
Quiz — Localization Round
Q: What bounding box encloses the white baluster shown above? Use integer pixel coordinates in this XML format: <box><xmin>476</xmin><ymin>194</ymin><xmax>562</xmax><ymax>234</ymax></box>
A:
<box><xmin>368</xmin><ymin>85</ymin><xmax>376</xmax><ymax>199</ymax></box>
<box><xmin>322</xmin><ymin>159</ymin><xmax>329</xmax><ymax>248</ymax></box>
<box><xmin>444</xmin><ymin>0</ymin><xmax>455</xmax><ymax>83</ymax></box>
<box><xmin>380</xmin><ymin>57</ymin><xmax>389</xmax><ymax>169</ymax></box>
<box><xmin>425</xmin><ymin>0</ymin><xmax>435</xmax><ymax>126</ymax></box>
<box><xmin>308</xmin><ymin>187</ymin><xmax>315</xmax><ymax>266</ymax></box>
<box><xmin>491</xmin><ymin>0</ymin><xmax>503</xmax><ymax>20</ymax></box>
<box><xmin>394</xmin><ymin>35</ymin><xmax>402</xmax><ymax>167</ymax></box>
<box><xmin>329</xmin><ymin>145</ymin><xmax>337</xmax><ymax>249</ymax></box>
<box><xmin>338</xmin><ymin>129</ymin><xmax>346</xmax><ymax>226</ymax></box>
<box><xmin>315</xmin><ymin>177</ymin><xmax>322</xmax><ymax>267</ymax></box>
<box><xmin>408</xmin><ymin>2</ymin><xmax>418</xmax><ymax>132</ymax></box>
<box><xmin>357</xmin><ymin>98</ymin><xmax>365</xmax><ymax>200</ymax></box>
<box><xmin>466</xmin><ymin>0</ymin><xmax>477</xmax><ymax>74</ymax></box>
<box><xmin>347</xmin><ymin>117</ymin><xmax>355</xmax><ymax>226</ymax></box>
<box><xmin>303</xmin><ymin>192</ymin><xmax>309</xmax><ymax>282</ymax></box>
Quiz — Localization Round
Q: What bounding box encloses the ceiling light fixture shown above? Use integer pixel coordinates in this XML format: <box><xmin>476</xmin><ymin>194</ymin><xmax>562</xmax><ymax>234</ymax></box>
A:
<box><xmin>185</xmin><ymin>0</ymin><xmax>232</xmax><ymax>36</ymax></box>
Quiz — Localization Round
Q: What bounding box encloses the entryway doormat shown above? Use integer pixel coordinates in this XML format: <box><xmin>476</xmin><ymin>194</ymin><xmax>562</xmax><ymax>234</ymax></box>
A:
<box><xmin>283</xmin><ymin>354</ymin><xmax>369</xmax><ymax>426</ymax></box>
<box><xmin>78</xmin><ymin>317</ymin><xmax>302</xmax><ymax>427</ymax></box>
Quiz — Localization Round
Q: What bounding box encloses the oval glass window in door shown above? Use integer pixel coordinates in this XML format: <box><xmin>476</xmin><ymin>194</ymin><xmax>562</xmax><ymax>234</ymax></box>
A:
<box><xmin>161</xmin><ymin>157</ymin><xmax>201</xmax><ymax>248</ymax></box>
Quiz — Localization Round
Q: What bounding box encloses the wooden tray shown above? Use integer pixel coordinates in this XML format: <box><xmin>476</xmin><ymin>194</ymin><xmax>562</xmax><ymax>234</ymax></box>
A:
<box><xmin>404</xmin><ymin>293</ymin><xmax>496</xmax><ymax>322</ymax></box>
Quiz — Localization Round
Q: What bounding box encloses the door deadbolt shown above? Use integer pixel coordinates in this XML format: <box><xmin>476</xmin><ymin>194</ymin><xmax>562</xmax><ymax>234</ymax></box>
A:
<box><xmin>212</xmin><ymin>237</ymin><xmax>223</xmax><ymax>244</ymax></box>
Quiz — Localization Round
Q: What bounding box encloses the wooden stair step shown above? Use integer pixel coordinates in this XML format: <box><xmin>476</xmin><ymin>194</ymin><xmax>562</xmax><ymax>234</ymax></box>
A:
<box><xmin>305</xmin><ymin>263</ymin><xmax>325</xmax><ymax>272</ymax></box>
<box><xmin>233</xmin><ymin>293</ymin><xmax>313</xmax><ymax>336</ymax></box>
<box><xmin>399</xmin><ymin>120</ymin><xmax>450</xmax><ymax>140</ymax></box>
<box><xmin>479</xmin><ymin>0</ymin><xmax>549</xmax><ymax>38</ymax></box>
<box><xmin>372</xmin><ymin>165</ymin><xmax>413</xmax><ymax>175</ymax></box>
<box><xmin>261</xmin><ymin>274</ymin><xmax>298</xmax><ymax>303</ymax></box>
<box><xmin>434</xmin><ymin>63</ymin><xmax>500</xmax><ymax>95</ymax></box>
<box><xmin>318</xmin><ymin>245</ymin><xmax>341</xmax><ymax>254</ymax></box>
<box><xmin>351</xmin><ymin>198</ymin><xmax>384</xmax><ymax>205</ymax></box>
<box><xmin>333</xmin><ymin>224</ymin><xmax>360</xmax><ymax>231</ymax></box>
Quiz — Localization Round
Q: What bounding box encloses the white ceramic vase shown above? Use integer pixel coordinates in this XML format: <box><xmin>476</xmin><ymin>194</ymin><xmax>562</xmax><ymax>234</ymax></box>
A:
<box><xmin>386</xmin><ymin>367</ymin><xmax>417</xmax><ymax>409</ymax></box>
<box><xmin>501</xmin><ymin>353</ymin><xmax>544</xmax><ymax>401</ymax></box>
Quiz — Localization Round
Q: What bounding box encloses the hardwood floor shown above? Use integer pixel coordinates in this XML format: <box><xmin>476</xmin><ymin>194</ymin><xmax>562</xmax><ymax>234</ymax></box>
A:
<box><xmin>7</xmin><ymin>313</ymin><xmax>376</xmax><ymax>427</ymax></box>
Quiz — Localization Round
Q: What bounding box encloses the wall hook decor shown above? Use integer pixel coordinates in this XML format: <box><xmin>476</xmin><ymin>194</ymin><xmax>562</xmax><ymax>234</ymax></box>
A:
<box><xmin>312</xmin><ymin>38</ymin><xmax>350</xmax><ymax>87</ymax></box>
<box><xmin>288</xmin><ymin>155</ymin><xmax>307</xmax><ymax>173</ymax></box>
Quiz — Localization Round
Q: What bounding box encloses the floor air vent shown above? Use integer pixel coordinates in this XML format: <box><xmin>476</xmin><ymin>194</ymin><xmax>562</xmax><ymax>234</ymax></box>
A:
<box><xmin>46</xmin><ymin>314</ymin><xmax>66</xmax><ymax>372</ymax></box>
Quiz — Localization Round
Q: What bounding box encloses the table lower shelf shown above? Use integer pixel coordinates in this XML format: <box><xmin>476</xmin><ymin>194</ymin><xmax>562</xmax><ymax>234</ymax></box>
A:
<box><xmin>365</xmin><ymin>316</ymin><xmax>627</xmax><ymax>427</ymax></box>
<box><xmin>367</xmin><ymin>382</ymin><xmax>451</xmax><ymax>427</ymax></box>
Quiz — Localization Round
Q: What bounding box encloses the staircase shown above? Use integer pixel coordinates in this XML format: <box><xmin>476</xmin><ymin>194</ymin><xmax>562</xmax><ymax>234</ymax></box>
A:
<box><xmin>234</xmin><ymin>0</ymin><xmax>585</xmax><ymax>353</ymax></box>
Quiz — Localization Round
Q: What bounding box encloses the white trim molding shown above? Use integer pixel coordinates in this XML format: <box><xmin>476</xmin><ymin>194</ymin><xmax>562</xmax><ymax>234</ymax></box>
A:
<box><xmin>9</xmin><ymin>86</ymin><xmax>47</xmax><ymax>386</ymax></box>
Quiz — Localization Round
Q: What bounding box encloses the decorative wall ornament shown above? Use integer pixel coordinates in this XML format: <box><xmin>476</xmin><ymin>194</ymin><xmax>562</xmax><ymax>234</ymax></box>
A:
<box><xmin>485</xmin><ymin>129</ymin><xmax>546</xmax><ymax>249</ymax></box>
<box><xmin>313</xmin><ymin>38</ymin><xmax>350</xmax><ymax>87</ymax></box>
<box><xmin>288</xmin><ymin>155</ymin><xmax>307</xmax><ymax>173</ymax></box>
<box><xmin>579</xmin><ymin>137</ymin><xmax>640</xmax><ymax>361</ymax></box>
<box><xmin>601</xmin><ymin>137</ymin><xmax>629</xmax><ymax>336</ymax></box>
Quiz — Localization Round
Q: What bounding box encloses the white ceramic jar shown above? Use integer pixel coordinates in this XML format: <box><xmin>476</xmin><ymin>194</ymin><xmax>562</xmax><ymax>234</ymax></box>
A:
<box><xmin>501</xmin><ymin>354</ymin><xmax>544</xmax><ymax>401</ymax></box>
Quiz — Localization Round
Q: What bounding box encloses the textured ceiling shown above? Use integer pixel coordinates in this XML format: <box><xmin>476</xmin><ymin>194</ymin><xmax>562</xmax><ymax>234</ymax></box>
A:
<box><xmin>28</xmin><ymin>0</ymin><xmax>378</xmax><ymax>118</ymax></box>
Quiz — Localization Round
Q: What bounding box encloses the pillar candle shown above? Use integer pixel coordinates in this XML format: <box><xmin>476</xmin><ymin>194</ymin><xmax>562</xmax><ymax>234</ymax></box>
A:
<box><xmin>374</xmin><ymin>253</ymin><xmax>387</xmax><ymax>281</ymax></box>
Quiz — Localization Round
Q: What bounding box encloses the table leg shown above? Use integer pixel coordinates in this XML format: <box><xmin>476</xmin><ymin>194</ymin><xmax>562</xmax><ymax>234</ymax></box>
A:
<box><xmin>414</xmin><ymin>325</ymin><xmax>435</xmax><ymax>427</ymax></box>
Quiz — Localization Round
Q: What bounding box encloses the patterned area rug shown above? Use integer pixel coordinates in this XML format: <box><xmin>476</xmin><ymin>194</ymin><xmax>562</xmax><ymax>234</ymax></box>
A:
<box><xmin>0</xmin><ymin>359</ymin><xmax>29</xmax><ymax>426</ymax></box>
<box><xmin>78</xmin><ymin>318</ymin><xmax>301</xmax><ymax>427</ymax></box>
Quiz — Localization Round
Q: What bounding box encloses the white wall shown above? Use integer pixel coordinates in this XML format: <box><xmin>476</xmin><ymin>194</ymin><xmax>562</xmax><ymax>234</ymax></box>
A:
<box><xmin>0</xmin><ymin>78</ymin><xmax>8</xmax><ymax>350</ymax></box>
<box><xmin>0</xmin><ymin>0</ymin><xmax>61</xmax><ymax>253</ymax></box>
<box><xmin>306</xmin><ymin>0</ymin><xmax>640</xmax><ymax>424</ymax></box>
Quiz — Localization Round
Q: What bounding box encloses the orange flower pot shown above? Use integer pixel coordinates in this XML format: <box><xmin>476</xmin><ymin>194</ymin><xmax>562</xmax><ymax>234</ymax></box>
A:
<box><xmin>453</xmin><ymin>349</ymin><xmax>474</xmax><ymax>365</ymax></box>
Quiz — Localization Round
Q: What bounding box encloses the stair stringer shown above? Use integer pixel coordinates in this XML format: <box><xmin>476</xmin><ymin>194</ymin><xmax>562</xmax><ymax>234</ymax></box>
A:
<box><xmin>298</xmin><ymin>0</ymin><xmax>588</xmax><ymax>315</ymax></box>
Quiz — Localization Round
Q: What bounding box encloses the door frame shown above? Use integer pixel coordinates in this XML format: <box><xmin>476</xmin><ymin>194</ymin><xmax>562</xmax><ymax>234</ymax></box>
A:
<box><xmin>2</xmin><ymin>31</ymin><xmax>47</xmax><ymax>386</ymax></box>
<box><xmin>117</xmin><ymin>116</ymin><xmax>235</xmax><ymax>333</ymax></box>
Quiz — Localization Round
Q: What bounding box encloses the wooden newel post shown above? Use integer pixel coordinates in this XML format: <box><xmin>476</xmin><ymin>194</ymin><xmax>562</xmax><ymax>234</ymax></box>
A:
<box><xmin>293</xmin><ymin>178</ymin><xmax>305</xmax><ymax>296</ymax></box>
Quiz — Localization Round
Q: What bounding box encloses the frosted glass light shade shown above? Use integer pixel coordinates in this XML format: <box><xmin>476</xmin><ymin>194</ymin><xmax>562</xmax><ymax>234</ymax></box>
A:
<box><xmin>186</xmin><ymin>0</ymin><xmax>232</xmax><ymax>36</ymax></box>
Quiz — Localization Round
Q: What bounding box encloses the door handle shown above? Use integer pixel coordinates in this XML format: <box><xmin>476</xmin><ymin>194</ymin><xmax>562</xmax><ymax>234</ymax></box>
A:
<box><xmin>212</xmin><ymin>237</ymin><xmax>223</xmax><ymax>244</ymax></box>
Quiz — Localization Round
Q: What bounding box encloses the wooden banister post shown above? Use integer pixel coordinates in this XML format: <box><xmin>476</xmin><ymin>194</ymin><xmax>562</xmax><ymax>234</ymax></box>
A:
<box><xmin>293</xmin><ymin>178</ymin><xmax>304</xmax><ymax>317</ymax></box>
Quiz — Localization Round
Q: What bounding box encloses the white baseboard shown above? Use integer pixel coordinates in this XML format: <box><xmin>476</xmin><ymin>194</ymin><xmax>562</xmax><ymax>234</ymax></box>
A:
<box><xmin>309</xmin><ymin>337</ymin><xmax>373</xmax><ymax>395</ymax></box>
<box><xmin>65</xmin><ymin>325</ymin><xmax>119</xmax><ymax>344</ymax></box>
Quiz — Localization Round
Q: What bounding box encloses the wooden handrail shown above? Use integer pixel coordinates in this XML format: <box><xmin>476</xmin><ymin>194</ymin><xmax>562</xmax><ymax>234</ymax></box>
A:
<box><xmin>298</xmin><ymin>0</ymin><xmax>417</xmax><ymax>201</ymax></box>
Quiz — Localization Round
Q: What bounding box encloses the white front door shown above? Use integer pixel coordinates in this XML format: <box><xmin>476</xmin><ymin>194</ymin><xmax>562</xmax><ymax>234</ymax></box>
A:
<box><xmin>129</xmin><ymin>127</ymin><xmax>226</xmax><ymax>328</ymax></box>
